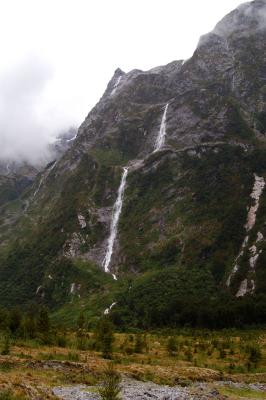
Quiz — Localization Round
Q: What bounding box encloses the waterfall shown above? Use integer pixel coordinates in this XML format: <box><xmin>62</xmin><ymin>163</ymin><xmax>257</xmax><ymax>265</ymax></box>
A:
<box><xmin>66</xmin><ymin>133</ymin><xmax>77</xmax><ymax>142</ymax></box>
<box><xmin>33</xmin><ymin>161</ymin><xmax>57</xmax><ymax>198</ymax></box>
<box><xmin>102</xmin><ymin>102</ymin><xmax>169</xmax><ymax>279</ymax></box>
<box><xmin>104</xmin><ymin>302</ymin><xmax>117</xmax><ymax>315</ymax></box>
<box><xmin>102</xmin><ymin>167</ymin><xmax>128</xmax><ymax>278</ymax></box>
<box><xmin>33</xmin><ymin>174</ymin><xmax>46</xmax><ymax>197</ymax></box>
<box><xmin>154</xmin><ymin>103</ymin><xmax>169</xmax><ymax>152</ymax></box>
<box><xmin>111</xmin><ymin>76</ymin><xmax>122</xmax><ymax>96</ymax></box>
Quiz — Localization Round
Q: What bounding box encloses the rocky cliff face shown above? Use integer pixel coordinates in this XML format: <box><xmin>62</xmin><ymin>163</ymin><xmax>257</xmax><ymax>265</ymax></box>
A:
<box><xmin>0</xmin><ymin>0</ymin><xmax>266</xmax><ymax>321</ymax></box>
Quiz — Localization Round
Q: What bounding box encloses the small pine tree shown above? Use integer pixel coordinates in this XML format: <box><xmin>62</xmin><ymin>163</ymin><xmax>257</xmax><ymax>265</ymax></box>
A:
<box><xmin>76</xmin><ymin>311</ymin><xmax>88</xmax><ymax>350</ymax></box>
<box><xmin>167</xmin><ymin>336</ymin><xmax>177</xmax><ymax>356</ymax></box>
<box><xmin>219</xmin><ymin>348</ymin><xmax>226</xmax><ymax>359</ymax></box>
<box><xmin>76</xmin><ymin>329</ymin><xmax>88</xmax><ymax>350</ymax></box>
<box><xmin>77</xmin><ymin>311</ymin><xmax>86</xmax><ymax>330</ymax></box>
<box><xmin>23</xmin><ymin>313</ymin><xmax>36</xmax><ymax>339</ymax></box>
<box><xmin>8</xmin><ymin>308</ymin><xmax>22</xmax><ymax>336</ymax></box>
<box><xmin>95</xmin><ymin>317</ymin><xmax>114</xmax><ymax>359</ymax></box>
<box><xmin>185</xmin><ymin>348</ymin><xmax>193</xmax><ymax>362</ymax></box>
<box><xmin>98</xmin><ymin>363</ymin><xmax>121</xmax><ymax>400</ymax></box>
<box><xmin>248</xmin><ymin>346</ymin><xmax>262</xmax><ymax>369</ymax></box>
<box><xmin>0</xmin><ymin>308</ymin><xmax>8</xmax><ymax>331</ymax></box>
<box><xmin>229</xmin><ymin>347</ymin><xmax>234</xmax><ymax>356</ymax></box>
<box><xmin>120</xmin><ymin>336</ymin><xmax>133</xmax><ymax>355</ymax></box>
<box><xmin>1</xmin><ymin>333</ymin><xmax>10</xmax><ymax>355</ymax></box>
<box><xmin>37</xmin><ymin>308</ymin><xmax>50</xmax><ymax>332</ymax></box>
<box><xmin>134</xmin><ymin>334</ymin><xmax>144</xmax><ymax>354</ymax></box>
<box><xmin>37</xmin><ymin>308</ymin><xmax>50</xmax><ymax>344</ymax></box>
<box><xmin>228</xmin><ymin>363</ymin><xmax>235</xmax><ymax>373</ymax></box>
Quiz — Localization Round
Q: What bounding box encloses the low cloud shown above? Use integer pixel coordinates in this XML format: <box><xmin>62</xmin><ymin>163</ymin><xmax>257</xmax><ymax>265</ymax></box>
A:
<box><xmin>0</xmin><ymin>55</ymin><xmax>68</xmax><ymax>166</ymax></box>
<box><xmin>213</xmin><ymin>0</ymin><xmax>266</xmax><ymax>37</ymax></box>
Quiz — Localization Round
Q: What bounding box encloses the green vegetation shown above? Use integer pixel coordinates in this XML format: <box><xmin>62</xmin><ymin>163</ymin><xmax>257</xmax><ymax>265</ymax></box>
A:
<box><xmin>254</xmin><ymin>111</ymin><xmax>266</xmax><ymax>134</ymax></box>
<box><xmin>2</xmin><ymin>145</ymin><xmax>266</xmax><ymax>330</ymax></box>
<box><xmin>167</xmin><ymin>336</ymin><xmax>178</xmax><ymax>356</ymax></box>
<box><xmin>111</xmin><ymin>267</ymin><xmax>266</xmax><ymax>329</ymax></box>
<box><xmin>0</xmin><ymin>312</ymin><xmax>262</xmax><ymax>398</ymax></box>
<box><xmin>94</xmin><ymin>317</ymin><xmax>115</xmax><ymax>359</ymax></box>
<box><xmin>98</xmin><ymin>363</ymin><xmax>121</xmax><ymax>400</ymax></box>
<box><xmin>0</xmin><ymin>391</ymin><xmax>27</xmax><ymax>400</ymax></box>
<box><xmin>220</xmin><ymin>386</ymin><xmax>266</xmax><ymax>399</ymax></box>
<box><xmin>1</xmin><ymin>334</ymin><xmax>10</xmax><ymax>356</ymax></box>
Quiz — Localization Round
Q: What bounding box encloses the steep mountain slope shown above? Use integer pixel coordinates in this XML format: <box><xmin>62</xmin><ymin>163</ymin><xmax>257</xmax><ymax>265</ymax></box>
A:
<box><xmin>0</xmin><ymin>128</ymin><xmax>77</xmax><ymax>248</ymax></box>
<box><xmin>0</xmin><ymin>161</ymin><xmax>39</xmax><ymax>208</ymax></box>
<box><xmin>1</xmin><ymin>0</ymin><xmax>266</xmax><ymax>326</ymax></box>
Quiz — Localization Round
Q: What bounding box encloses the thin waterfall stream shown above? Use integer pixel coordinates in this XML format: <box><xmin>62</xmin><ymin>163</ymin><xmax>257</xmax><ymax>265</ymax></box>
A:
<box><xmin>154</xmin><ymin>103</ymin><xmax>169</xmax><ymax>152</ymax></box>
<box><xmin>102</xmin><ymin>167</ymin><xmax>128</xmax><ymax>279</ymax></box>
<box><xmin>102</xmin><ymin>102</ymin><xmax>169</xmax><ymax>282</ymax></box>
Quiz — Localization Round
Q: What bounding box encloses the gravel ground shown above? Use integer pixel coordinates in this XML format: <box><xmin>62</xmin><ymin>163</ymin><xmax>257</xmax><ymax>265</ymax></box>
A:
<box><xmin>52</xmin><ymin>377</ymin><xmax>228</xmax><ymax>400</ymax></box>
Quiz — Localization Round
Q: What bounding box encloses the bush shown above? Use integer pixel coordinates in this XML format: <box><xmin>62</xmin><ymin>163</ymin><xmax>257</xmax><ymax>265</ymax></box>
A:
<box><xmin>94</xmin><ymin>317</ymin><xmax>115</xmax><ymax>359</ymax></box>
<box><xmin>247</xmin><ymin>345</ymin><xmax>262</xmax><ymax>368</ymax></box>
<box><xmin>98</xmin><ymin>363</ymin><xmax>121</xmax><ymax>400</ymax></box>
<box><xmin>36</xmin><ymin>308</ymin><xmax>50</xmax><ymax>344</ymax></box>
<box><xmin>56</xmin><ymin>334</ymin><xmax>67</xmax><ymax>348</ymax></box>
<box><xmin>67</xmin><ymin>352</ymin><xmax>80</xmax><ymax>362</ymax></box>
<box><xmin>134</xmin><ymin>334</ymin><xmax>145</xmax><ymax>354</ymax></box>
<box><xmin>166</xmin><ymin>336</ymin><xmax>177</xmax><ymax>356</ymax></box>
<box><xmin>0</xmin><ymin>390</ymin><xmax>27</xmax><ymax>400</ymax></box>
<box><xmin>1</xmin><ymin>334</ymin><xmax>10</xmax><ymax>356</ymax></box>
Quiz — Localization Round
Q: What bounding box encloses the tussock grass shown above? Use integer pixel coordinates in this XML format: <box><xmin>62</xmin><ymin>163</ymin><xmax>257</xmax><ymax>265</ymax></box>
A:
<box><xmin>0</xmin><ymin>329</ymin><xmax>263</xmax><ymax>398</ymax></box>
<box><xmin>219</xmin><ymin>386</ymin><xmax>266</xmax><ymax>399</ymax></box>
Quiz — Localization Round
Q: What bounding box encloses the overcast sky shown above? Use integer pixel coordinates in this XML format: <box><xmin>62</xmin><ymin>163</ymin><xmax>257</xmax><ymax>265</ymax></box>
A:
<box><xmin>0</xmin><ymin>0</ymin><xmax>243</xmax><ymax>164</ymax></box>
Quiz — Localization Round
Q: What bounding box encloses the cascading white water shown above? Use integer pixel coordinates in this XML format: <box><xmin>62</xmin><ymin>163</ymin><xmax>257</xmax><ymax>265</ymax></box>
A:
<box><xmin>104</xmin><ymin>302</ymin><xmax>117</xmax><ymax>315</ymax></box>
<box><xmin>102</xmin><ymin>102</ymin><xmax>169</xmax><ymax>281</ymax></box>
<box><xmin>102</xmin><ymin>167</ymin><xmax>128</xmax><ymax>278</ymax></box>
<box><xmin>33</xmin><ymin>161</ymin><xmax>57</xmax><ymax>198</ymax></box>
<box><xmin>33</xmin><ymin>174</ymin><xmax>46</xmax><ymax>197</ymax></box>
<box><xmin>66</xmin><ymin>133</ymin><xmax>77</xmax><ymax>142</ymax></box>
<box><xmin>154</xmin><ymin>103</ymin><xmax>169</xmax><ymax>152</ymax></box>
<box><xmin>111</xmin><ymin>76</ymin><xmax>122</xmax><ymax>96</ymax></box>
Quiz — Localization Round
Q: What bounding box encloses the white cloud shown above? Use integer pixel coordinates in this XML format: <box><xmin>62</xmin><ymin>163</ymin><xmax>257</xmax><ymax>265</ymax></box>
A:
<box><xmin>0</xmin><ymin>0</ymin><xmax>244</xmax><ymax>164</ymax></box>
<box><xmin>0</xmin><ymin>55</ymin><xmax>55</xmax><ymax>164</ymax></box>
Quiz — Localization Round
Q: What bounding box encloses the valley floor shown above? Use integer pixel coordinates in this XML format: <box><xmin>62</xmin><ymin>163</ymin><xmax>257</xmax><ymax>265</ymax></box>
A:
<box><xmin>0</xmin><ymin>330</ymin><xmax>265</xmax><ymax>399</ymax></box>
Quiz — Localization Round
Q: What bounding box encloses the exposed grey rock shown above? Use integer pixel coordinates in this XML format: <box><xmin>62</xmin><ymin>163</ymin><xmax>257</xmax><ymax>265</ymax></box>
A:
<box><xmin>52</xmin><ymin>378</ymin><xmax>231</xmax><ymax>400</ymax></box>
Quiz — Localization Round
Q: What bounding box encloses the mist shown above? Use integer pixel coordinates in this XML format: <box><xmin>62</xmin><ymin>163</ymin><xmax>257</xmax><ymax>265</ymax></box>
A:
<box><xmin>0</xmin><ymin>0</ymin><xmax>245</xmax><ymax>166</ymax></box>
<box><xmin>0</xmin><ymin>55</ymin><xmax>74</xmax><ymax>166</ymax></box>
<box><xmin>214</xmin><ymin>0</ymin><xmax>266</xmax><ymax>37</ymax></box>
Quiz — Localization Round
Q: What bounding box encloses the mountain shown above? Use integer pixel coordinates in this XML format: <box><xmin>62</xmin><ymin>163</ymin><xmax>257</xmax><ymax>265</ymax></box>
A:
<box><xmin>0</xmin><ymin>127</ymin><xmax>77</xmax><ymax>207</ymax></box>
<box><xmin>0</xmin><ymin>127</ymin><xmax>77</xmax><ymax>252</ymax></box>
<box><xmin>0</xmin><ymin>161</ymin><xmax>39</xmax><ymax>207</ymax></box>
<box><xmin>0</xmin><ymin>0</ymin><xmax>266</xmax><ymax>327</ymax></box>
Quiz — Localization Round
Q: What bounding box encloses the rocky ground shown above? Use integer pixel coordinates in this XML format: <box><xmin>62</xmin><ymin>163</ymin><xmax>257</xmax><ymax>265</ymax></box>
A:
<box><xmin>53</xmin><ymin>378</ymin><xmax>217</xmax><ymax>400</ymax></box>
<box><xmin>52</xmin><ymin>377</ymin><xmax>266</xmax><ymax>399</ymax></box>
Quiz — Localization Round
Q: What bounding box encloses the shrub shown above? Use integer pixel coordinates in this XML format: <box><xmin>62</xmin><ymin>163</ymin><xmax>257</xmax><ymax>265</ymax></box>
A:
<box><xmin>94</xmin><ymin>317</ymin><xmax>115</xmax><ymax>359</ymax></box>
<box><xmin>0</xmin><ymin>390</ymin><xmax>27</xmax><ymax>400</ymax></box>
<box><xmin>134</xmin><ymin>334</ymin><xmax>144</xmax><ymax>354</ymax></box>
<box><xmin>166</xmin><ymin>336</ymin><xmax>177</xmax><ymax>356</ymax></box>
<box><xmin>67</xmin><ymin>352</ymin><xmax>80</xmax><ymax>362</ymax></box>
<box><xmin>247</xmin><ymin>345</ymin><xmax>262</xmax><ymax>368</ymax></box>
<box><xmin>98</xmin><ymin>363</ymin><xmax>121</xmax><ymax>400</ymax></box>
<box><xmin>1</xmin><ymin>334</ymin><xmax>10</xmax><ymax>356</ymax></box>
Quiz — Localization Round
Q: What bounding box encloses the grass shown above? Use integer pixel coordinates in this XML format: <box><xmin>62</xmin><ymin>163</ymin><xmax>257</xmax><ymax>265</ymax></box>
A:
<box><xmin>0</xmin><ymin>329</ymin><xmax>263</xmax><ymax>398</ymax></box>
<box><xmin>0</xmin><ymin>363</ymin><xmax>13</xmax><ymax>373</ymax></box>
<box><xmin>0</xmin><ymin>390</ymin><xmax>27</xmax><ymax>400</ymax></box>
<box><xmin>219</xmin><ymin>385</ymin><xmax>266</xmax><ymax>399</ymax></box>
<box><xmin>37</xmin><ymin>351</ymin><xmax>80</xmax><ymax>362</ymax></box>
